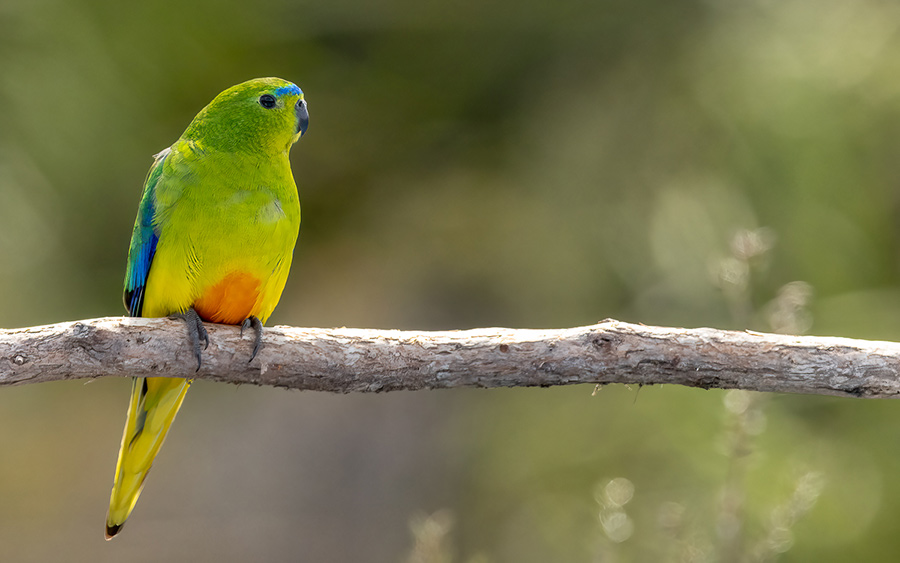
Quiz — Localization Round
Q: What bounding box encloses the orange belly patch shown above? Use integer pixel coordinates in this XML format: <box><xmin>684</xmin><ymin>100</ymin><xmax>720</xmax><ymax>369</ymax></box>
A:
<box><xmin>193</xmin><ymin>271</ymin><xmax>261</xmax><ymax>325</ymax></box>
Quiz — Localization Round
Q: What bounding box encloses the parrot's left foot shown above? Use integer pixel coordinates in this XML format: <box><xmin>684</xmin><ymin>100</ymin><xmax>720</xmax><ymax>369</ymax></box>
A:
<box><xmin>241</xmin><ymin>316</ymin><xmax>264</xmax><ymax>362</ymax></box>
<box><xmin>171</xmin><ymin>307</ymin><xmax>209</xmax><ymax>371</ymax></box>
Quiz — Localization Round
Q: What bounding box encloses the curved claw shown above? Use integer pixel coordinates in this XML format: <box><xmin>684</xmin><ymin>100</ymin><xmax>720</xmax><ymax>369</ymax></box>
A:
<box><xmin>170</xmin><ymin>307</ymin><xmax>208</xmax><ymax>371</ymax></box>
<box><xmin>241</xmin><ymin>316</ymin><xmax>264</xmax><ymax>362</ymax></box>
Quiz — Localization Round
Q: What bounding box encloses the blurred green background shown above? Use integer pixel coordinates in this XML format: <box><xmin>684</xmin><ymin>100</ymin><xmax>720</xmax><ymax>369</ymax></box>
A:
<box><xmin>2</xmin><ymin>0</ymin><xmax>900</xmax><ymax>561</ymax></box>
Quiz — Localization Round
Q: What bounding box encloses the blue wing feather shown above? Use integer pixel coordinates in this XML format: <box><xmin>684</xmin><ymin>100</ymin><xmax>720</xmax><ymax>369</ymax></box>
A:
<box><xmin>123</xmin><ymin>149</ymin><xmax>169</xmax><ymax>316</ymax></box>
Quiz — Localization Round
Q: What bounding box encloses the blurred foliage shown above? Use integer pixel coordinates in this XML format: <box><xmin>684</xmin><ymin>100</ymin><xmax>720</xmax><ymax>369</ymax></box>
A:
<box><xmin>3</xmin><ymin>0</ymin><xmax>900</xmax><ymax>561</ymax></box>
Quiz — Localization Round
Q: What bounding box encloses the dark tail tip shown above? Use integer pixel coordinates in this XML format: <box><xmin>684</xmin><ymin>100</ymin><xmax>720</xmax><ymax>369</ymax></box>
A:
<box><xmin>105</xmin><ymin>523</ymin><xmax>122</xmax><ymax>540</ymax></box>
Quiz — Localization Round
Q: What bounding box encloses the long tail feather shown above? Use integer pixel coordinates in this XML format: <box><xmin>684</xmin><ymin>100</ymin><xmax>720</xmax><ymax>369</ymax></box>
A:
<box><xmin>105</xmin><ymin>376</ymin><xmax>191</xmax><ymax>539</ymax></box>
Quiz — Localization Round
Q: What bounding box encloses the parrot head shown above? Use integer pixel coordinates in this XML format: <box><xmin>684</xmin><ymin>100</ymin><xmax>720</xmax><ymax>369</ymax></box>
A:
<box><xmin>182</xmin><ymin>77</ymin><xmax>308</xmax><ymax>154</ymax></box>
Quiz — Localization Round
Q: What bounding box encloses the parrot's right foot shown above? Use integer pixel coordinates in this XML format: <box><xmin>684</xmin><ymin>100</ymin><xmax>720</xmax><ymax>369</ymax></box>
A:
<box><xmin>171</xmin><ymin>307</ymin><xmax>209</xmax><ymax>371</ymax></box>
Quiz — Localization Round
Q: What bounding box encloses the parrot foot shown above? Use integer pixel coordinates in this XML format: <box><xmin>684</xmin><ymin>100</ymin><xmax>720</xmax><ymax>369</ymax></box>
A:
<box><xmin>171</xmin><ymin>307</ymin><xmax>209</xmax><ymax>371</ymax></box>
<box><xmin>241</xmin><ymin>316</ymin><xmax>263</xmax><ymax>362</ymax></box>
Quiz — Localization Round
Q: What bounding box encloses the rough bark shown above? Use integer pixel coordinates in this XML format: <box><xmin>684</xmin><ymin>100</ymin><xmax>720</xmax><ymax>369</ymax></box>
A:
<box><xmin>1</xmin><ymin>317</ymin><xmax>899</xmax><ymax>398</ymax></box>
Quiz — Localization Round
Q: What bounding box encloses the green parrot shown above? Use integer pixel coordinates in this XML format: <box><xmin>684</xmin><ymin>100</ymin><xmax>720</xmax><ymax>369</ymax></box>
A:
<box><xmin>105</xmin><ymin>77</ymin><xmax>309</xmax><ymax>539</ymax></box>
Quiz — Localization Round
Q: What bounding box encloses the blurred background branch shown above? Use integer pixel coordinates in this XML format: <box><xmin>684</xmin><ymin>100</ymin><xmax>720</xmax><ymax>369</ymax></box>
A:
<box><xmin>3</xmin><ymin>317</ymin><xmax>900</xmax><ymax>398</ymax></box>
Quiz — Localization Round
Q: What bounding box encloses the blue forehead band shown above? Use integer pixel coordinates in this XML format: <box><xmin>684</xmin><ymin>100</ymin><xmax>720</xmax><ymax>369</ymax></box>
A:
<box><xmin>274</xmin><ymin>84</ymin><xmax>302</xmax><ymax>97</ymax></box>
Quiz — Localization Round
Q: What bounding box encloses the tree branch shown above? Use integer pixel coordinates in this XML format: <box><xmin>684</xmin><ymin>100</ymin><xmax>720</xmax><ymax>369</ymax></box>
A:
<box><xmin>1</xmin><ymin>317</ymin><xmax>899</xmax><ymax>398</ymax></box>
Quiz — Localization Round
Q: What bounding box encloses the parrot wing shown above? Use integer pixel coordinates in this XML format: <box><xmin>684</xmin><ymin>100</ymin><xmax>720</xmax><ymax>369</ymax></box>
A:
<box><xmin>123</xmin><ymin>148</ymin><xmax>170</xmax><ymax>316</ymax></box>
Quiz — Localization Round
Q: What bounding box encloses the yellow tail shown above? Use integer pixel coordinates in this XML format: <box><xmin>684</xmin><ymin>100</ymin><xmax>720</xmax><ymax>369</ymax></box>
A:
<box><xmin>105</xmin><ymin>376</ymin><xmax>191</xmax><ymax>539</ymax></box>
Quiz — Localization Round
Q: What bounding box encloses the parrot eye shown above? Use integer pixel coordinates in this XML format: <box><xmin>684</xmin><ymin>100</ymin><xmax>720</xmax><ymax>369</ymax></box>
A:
<box><xmin>259</xmin><ymin>94</ymin><xmax>277</xmax><ymax>109</ymax></box>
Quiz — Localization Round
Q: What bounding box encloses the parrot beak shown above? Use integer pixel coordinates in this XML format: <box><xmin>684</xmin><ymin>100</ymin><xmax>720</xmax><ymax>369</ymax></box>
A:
<box><xmin>296</xmin><ymin>99</ymin><xmax>309</xmax><ymax>137</ymax></box>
